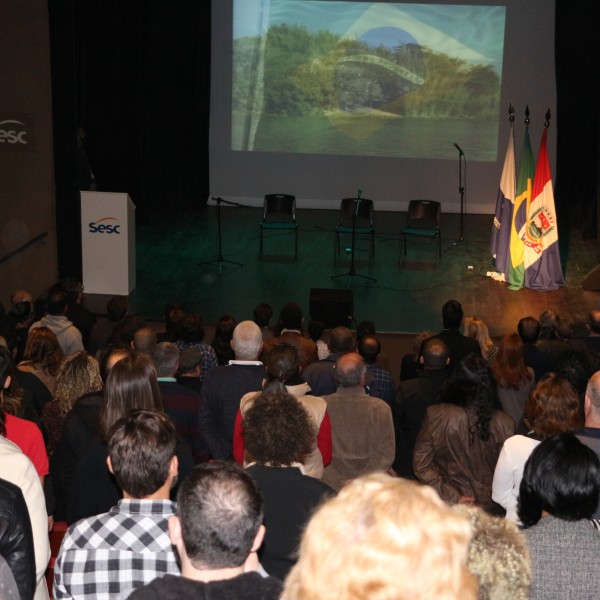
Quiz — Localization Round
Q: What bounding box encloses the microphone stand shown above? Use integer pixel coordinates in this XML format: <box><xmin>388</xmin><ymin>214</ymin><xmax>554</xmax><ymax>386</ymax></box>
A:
<box><xmin>199</xmin><ymin>197</ymin><xmax>244</xmax><ymax>275</ymax></box>
<box><xmin>331</xmin><ymin>190</ymin><xmax>376</xmax><ymax>288</ymax></box>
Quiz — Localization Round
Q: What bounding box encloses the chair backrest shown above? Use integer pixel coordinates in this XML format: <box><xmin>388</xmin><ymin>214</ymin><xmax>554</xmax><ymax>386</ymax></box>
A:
<box><xmin>264</xmin><ymin>194</ymin><xmax>295</xmax><ymax>222</ymax></box>
<box><xmin>340</xmin><ymin>197</ymin><xmax>373</xmax><ymax>227</ymax></box>
<box><xmin>406</xmin><ymin>200</ymin><xmax>440</xmax><ymax>229</ymax></box>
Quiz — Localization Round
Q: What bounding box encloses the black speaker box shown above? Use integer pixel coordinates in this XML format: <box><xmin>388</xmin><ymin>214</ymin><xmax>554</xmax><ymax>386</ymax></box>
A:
<box><xmin>309</xmin><ymin>288</ymin><xmax>353</xmax><ymax>328</ymax></box>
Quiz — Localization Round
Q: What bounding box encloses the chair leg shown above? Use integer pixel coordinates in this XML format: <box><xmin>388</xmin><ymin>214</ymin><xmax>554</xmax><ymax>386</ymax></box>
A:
<box><xmin>294</xmin><ymin>229</ymin><xmax>298</xmax><ymax>260</ymax></box>
<box><xmin>259</xmin><ymin>227</ymin><xmax>263</xmax><ymax>258</ymax></box>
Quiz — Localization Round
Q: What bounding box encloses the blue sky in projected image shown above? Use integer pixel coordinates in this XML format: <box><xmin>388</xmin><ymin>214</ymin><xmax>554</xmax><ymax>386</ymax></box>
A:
<box><xmin>234</xmin><ymin>1</ymin><xmax>506</xmax><ymax>73</ymax></box>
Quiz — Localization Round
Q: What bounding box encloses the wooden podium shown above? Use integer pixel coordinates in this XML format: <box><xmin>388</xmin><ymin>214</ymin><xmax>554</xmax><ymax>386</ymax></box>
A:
<box><xmin>81</xmin><ymin>192</ymin><xmax>136</xmax><ymax>295</ymax></box>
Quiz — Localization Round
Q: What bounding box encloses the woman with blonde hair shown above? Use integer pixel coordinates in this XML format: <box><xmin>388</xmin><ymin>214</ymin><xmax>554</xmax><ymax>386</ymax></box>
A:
<box><xmin>463</xmin><ymin>316</ymin><xmax>498</xmax><ymax>365</ymax></box>
<box><xmin>41</xmin><ymin>351</ymin><xmax>102</xmax><ymax>454</ymax></box>
<box><xmin>284</xmin><ymin>474</ymin><xmax>476</xmax><ymax>600</ymax></box>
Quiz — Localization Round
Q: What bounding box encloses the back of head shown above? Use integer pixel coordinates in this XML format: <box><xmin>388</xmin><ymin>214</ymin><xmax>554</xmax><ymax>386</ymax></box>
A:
<box><xmin>61</xmin><ymin>277</ymin><xmax>83</xmax><ymax>303</ymax></box>
<box><xmin>422</xmin><ymin>338</ymin><xmax>449</xmax><ymax>370</ymax></box>
<box><xmin>518</xmin><ymin>433</ymin><xmax>600</xmax><ymax>527</ymax></box>
<box><xmin>356</xmin><ymin>320</ymin><xmax>375</xmax><ymax>340</ymax></box>
<box><xmin>244</xmin><ymin>391</ymin><xmax>314</xmax><ymax>466</ymax></box>
<box><xmin>265</xmin><ymin>344</ymin><xmax>300</xmax><ymax>390</ymax></box>
<box><xmin>151</xmin><ymin>341</ymin><xmax>179</xmax><ymax>377</ymax></box>
<box><xmin>284</xmin><ymin>474</ymin><xmax>476</xmax><ymax>600</ymax></box>
<box><xmin>539</xmin><ymin>309</ymin><xmax>559</xmax><ymax>339</ymax></box>
<box><xmin>522</xmin><ymin>373</ymin><xmax>580</xmax><ymax>438</ymax></box>
<box><xmin>109</xmin><ymin>314</ymin><xmax>147</xmax><ymax>345</ymax></box>
<box><xmin>441</xmin><ymin>354</ymin><xmax>500</xmax><ymax>441</ymax></box>
<box><xmin>46</xmin><ymin>289</ymin><xmax>69</xmax><ymax>316</ymax></box>
<box><xmin>23</xmin><ymin>326</ymin><xmax>64</xmax><ymax>374</ymax></box>
<box><xmin>517</xmin><ymin>317</ymin><xmax>540</xmax><ymax>344</ymax></box>
<box><xmin>455</xmin><ymin>505</ymin><xmax>531</xmax><ymax>600</ymax></box>
<box><xmin>108</xmin><ymin>409</ymin><xmax>176</xmax><ymax>498</ymax></box>
<box><xmin>177</xmin><ymin>461</ymin><xmax>263</xmax><ymax>569</ymax></box>
<box><xmin>442</xmin><ymin>299</ymin><xmax>463</xmax><ymax>330</ymax></box>
<box><xmin>100</xmin><ymin>353</ymin><xmax>162</xmax><ymax>441</ymax></box>
<box><xmin>334</xmin><ymin>352</ymin><xmax>366</xmax><ymax>387</ymax></box>
<box><xmin>231</xmin><ymin>320</ymin><xmax>263</xmax><ymax>360</ymax></box>
<box><xmin>492</xmin><ymin>333</ymin><xmax>530</xmax><ymax>389</ymax></box>
<box><xmin>253</xmin><ymin>303</ymin><xmax>273</xmax><ymax>328</ymax></box>
<box><xmin>279</xmin><ymin>302</ymin><xmax>303</xmax><ymax>330</ymax></box>
<box><xmin>133</xmin><ymin>327</ymin><xmax>157</xmax><ymax>354</ymax></box>
<box><xmin>328</xmin><ymin>326</ymin><xmax>354</xmax><ymax>354</ymax></box>
<box><xmin>55</xmin><ymin>352</ymin><xmax>102</xmax><ymax>412</ymax></box>
<box><xmin>178</xmin><ymin>349</ymin><xmax>202</xmax><ymax>375</ymax></box>
<box><xmin>357</xmin><ymin>335</ymin><xmax>380</xmax><ymax>365</ymax></box>
<box><xmin>177</xmin><ymin>313</ymin><xmax>205</xmax><ymax>343</ymax></box>
<box><xmin>106</xmin><ymin>295</ymin><xmax>128</xmax><ymax>322</ymax></box>
<box><xmin>164</xmin><ymin>304</ymin><xmax>186</xmax><ymax>336</ymax></box>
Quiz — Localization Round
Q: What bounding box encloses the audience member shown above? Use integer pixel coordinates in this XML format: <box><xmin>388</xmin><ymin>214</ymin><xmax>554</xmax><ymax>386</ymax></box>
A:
<box><xmin>413</xmin><ymin>354</ymin><xmax>514</xmax><ymax>513</ymax></box>
<box><xmin>17</xmin><ymin>327</ymin><xmax>63</xmax><ymax>413</ymax></box>
<box><xmin>395</xmin><ymin>337</ymin><xmax>449</xmax><ymax>478</ymax></box>
<box><xmin>234</xmin><ymin>344</ymin><xmax>331</xmax><ymax>478</ymax></box>
<box><xmin>455</xmin><ymin>505</ymin><xmax>531</xmax><ymax>600</ymax></box>
<box><xmin>54</xmin><ymin>410</ymin><xmax>181</xmax><ymax>599</ymax></box>
<box><xmin>108</xmin><ymin>314</ymin><xmax>146</xmax><ymax>346</ymax></box>
<box><xmin>153</xmin><ymin>342</ymin><xmax>208</xmax><ymax>463</ymax></box>
<box><xmin>156</xmin><ymin>303</ymin><xmax>185</xmax><ymax>343</ymax></box>
<box><xmin>302</xmin><ymin>326</ymin><xmax>354</xmax><ymax>396</ymax></box>
<box><xmin>262</xmin><ymin>302</ymin><xmax>318</xmax><ymax>371</ymax></box>
<box><xmin>211</xmin><ymin>314</ymin><xmax>237</xmax><ymax>365</ymax></box>
<box><xmin>492</xmin><ymin>373</ymin><xmax>580</xmax><ymax>523</ymax></box>
<box><xmin>518</xmin><ymin>433</ymin><xmax>600</xmax><ymax>600</ymax></box>
<box><xmin>129</xmin><ymin>461</ymin><xmax>282</xmax><ymax>600</ymax></box>
<box><xmin>132</xmin><ymin>326</ymin><xmax>157</xmax><ymax>357</ymax></box>
<box><xmin>88</xmin><ymin>295</ymin><xmax>128</xmax><ymax>356</ymax></box>
<box><xmin>41</xmin><ymin>352</ymin><xmax>102</xmax><ymax>454</ymax></box>
<box><xmin>61</xmin><ymin>277</ymin><xmax>96</xmax><ymax>349</ymax></box>
<box><xmin>491</xmin><ymin>333</ymin><xmax>535</xmax><ymax>426</ymax></box>
<box><xmin>322</xmin><ymin>353</ymin><xmax>395</xmax><ymax>491</ymax></box>
<box><xmin>253</xmin><ymin>302</ymin><xmax>274</xmax><ymax>342</ymax></box>
<box><xmin>517</xmin><ymin>316</ymin><xmax>555</xmax><ymax>381</ymax></box>
<box><xmin>176</xmin><ymin>348</ymin><xmax>203</xmax><ymax>394</ymax></box>
<box><xmin>357</xmin><ymin>334</ymin><xmax>395</xmax><ymax>405</ymax></box>
<box><xmin>422</xmin><ymin>299</ymin><xmax>481</xmax><ymax>370</ymax></box>
<box><xmin>463</xmin><ymin>315</ymin><xmax>498</xmax><ymax>364</ymax></box>
<box><xmin>576</xmin><ymin>369</ymin><xmax>600</xmax><ymax>519</ymax></box>
<box><xmin>244</xmin><ymin>391</ymin><xmax>333</xmax><ymax>579</ymax></box>
<box><xmin>173</xmin><ymin>312</ymin><xmax>218</xmax><ymax>381</ymax></box>
<box><xmin>283</xmin><ymin>474</ymin><xmax>476</xmax><ymax>600</ymax></box>
<box><xmin>30</xmin><ymin>289</ymin><xmax>84</xmax><ymax>356</ymax></box>
<box><xmin>0</xmin><ymin>476</ymin><xmax>36</xmax><ymax>600</ymax></box>
<box><xmin>399</xmin><ymin>329</ymin><xmax>432</xmax><ymax>381</ymax></box>
<box><xmin>199</xmin><ymin>321</ymin><xmax>265</xmax><ymax>459</ymax></box>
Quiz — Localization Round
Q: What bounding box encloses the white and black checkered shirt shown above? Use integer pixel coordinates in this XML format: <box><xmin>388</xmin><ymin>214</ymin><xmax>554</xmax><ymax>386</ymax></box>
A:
<box><xmin>54</xmin><ymin>499</ymin><xmax>179</xmax><ymax>599</ymax></box>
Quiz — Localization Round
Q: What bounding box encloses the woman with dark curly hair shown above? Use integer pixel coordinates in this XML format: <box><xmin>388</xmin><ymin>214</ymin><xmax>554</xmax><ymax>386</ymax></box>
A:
<box><xmin>233</xmin><ymin>344</ymin><xmax>332</xmax><ymax>478</ymax></box>
<box><xmin>519</xmin><ymin>433</ymin><xmax>600</xmax><ymax>599</ymax></box>
<box><xmin>173</xmin><ymin>312</ymin><xmax>218</xmax><ymax>381</ymax></box>
<box><xmin>413</xmin><ymin>354</ymin><xmax>515</xmax><ymax>513</ymax></box>
<box><xmin>244</xmin><ymin>391</ymin><xmax>333</xmax><ymax>580</ymax></box>
<box><xmin>492</xmin><ymin>373</ymin><xmax>581</xmax><ymax>524</ymax></box>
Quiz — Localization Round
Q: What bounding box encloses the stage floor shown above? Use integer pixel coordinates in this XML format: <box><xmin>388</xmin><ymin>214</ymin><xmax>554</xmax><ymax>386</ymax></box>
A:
<box><xmin>87</xmin><ymin>205</ymin><xmax>600</xmax><ymax>335</ymax></box>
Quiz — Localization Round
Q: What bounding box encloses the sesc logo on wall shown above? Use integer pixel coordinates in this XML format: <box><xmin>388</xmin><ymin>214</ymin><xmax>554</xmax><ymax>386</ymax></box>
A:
<box><xmin>0</xmin><ymin>114</ymin><xmax>34</xmax><ymax>152</ymax></box>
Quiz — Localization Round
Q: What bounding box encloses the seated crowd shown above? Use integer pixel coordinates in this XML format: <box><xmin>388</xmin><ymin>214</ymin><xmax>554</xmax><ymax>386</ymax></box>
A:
<box><xmin>3</xmin><ymin>283</ymin><xmax>600</xmax><ymax>599</ymax></box>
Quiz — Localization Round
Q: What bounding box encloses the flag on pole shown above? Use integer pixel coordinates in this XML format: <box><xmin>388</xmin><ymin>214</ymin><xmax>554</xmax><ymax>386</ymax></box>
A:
<box><xmin>491</xmin><ymin>123</ymin><xmax>516</xmax><ymax>280</ymax></box>
<box><xmin>524</xmin><ymin>121</ymin><xmax>564</xmax><ymax>290</ymax></box>
<box><xmin>508</xmin><ymin>121</ymin><xmax>535</xmax><ymax>290</ymax></box>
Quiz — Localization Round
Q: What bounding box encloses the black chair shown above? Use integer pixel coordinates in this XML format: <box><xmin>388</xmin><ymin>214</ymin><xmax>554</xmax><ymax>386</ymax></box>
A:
<box><xmin>401</xmin><ymin>200</ymin><xmax>441</xmax><ymax>259</ymax></box>
<box><xmin>259</xmin><ymin>194</ymin><xmax>298</xmax><ymax>259</ymax></box>
<box><xmin>334</xmin><ymin>198</ymin><xmax>375</xmax><ymax>259</ymax></box>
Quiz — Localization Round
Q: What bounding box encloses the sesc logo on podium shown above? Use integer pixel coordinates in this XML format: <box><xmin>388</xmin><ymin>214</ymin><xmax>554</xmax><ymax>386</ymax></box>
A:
<box><xmin>88</xmin><ymin>216</ymin><xmax>121</xmax><ymax>234</ymax></box>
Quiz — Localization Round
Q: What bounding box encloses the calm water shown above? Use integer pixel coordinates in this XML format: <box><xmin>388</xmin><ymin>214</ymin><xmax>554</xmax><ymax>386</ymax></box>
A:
<box><xmin>233</xmin><ymin>113</ymin><xmax>498</xmax><ymax>161</ymax></box>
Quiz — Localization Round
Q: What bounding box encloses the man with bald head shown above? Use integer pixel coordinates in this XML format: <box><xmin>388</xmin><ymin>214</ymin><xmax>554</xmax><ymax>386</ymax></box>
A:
<box><xmin>321</xmin><ymin>353</ymin><xmax>395</xmax><ymax>491</ymax></box>
<box><xmin>395</xmin><ymin>338</ymin><xmax>450</xmax><ymax>478</ymax></box>
<box><xmin>132</xmin><ymin>326</ymin><xmax>157</xmax><ymax>357</ymax></box>
<box><xmin>577</xmin><ymin>370</ymin><xmax>600</xmax><ymax>519</ymax></box>
<box><xmin>198</xmin><ymin>321</ymin><xmax>265</xmax><ymax>460</ymax></box>
<box><xmin>303</xmin><ymin>326</ymin><xmax>355</xmax><ymax>396</ymax></box>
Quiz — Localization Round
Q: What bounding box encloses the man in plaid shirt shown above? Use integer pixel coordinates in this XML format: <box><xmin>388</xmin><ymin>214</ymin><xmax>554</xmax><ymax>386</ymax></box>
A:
<box><xmin>54</xmin><ymin>410</ymin><xmax>181</xmax><ymax>599</ymax></box>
